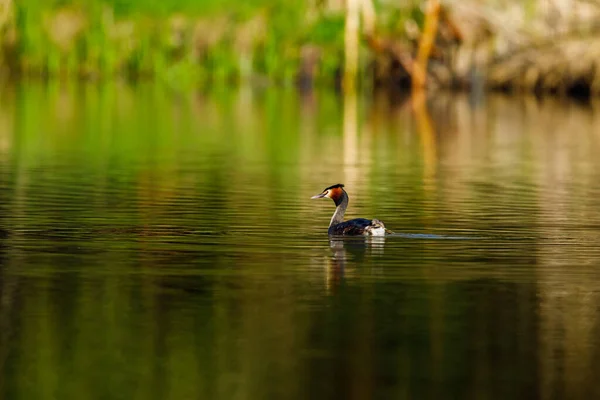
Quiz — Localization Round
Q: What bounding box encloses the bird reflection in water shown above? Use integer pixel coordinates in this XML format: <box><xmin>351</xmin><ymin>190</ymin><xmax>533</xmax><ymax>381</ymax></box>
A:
<box><xmin>325</xmin><ymin>236</ymin><xmax>386</xmax><ymax>293</ymax></box>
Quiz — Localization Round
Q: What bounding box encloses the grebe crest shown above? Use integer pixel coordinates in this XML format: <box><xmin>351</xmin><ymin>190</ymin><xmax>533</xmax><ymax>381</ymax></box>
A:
<box><xmin>311</xmin><ymin>184</ymin><xmax>390</xmax><ymax>236</ymax></box>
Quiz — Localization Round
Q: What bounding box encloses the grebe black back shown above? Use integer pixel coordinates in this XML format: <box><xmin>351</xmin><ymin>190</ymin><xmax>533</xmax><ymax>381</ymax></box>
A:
<box><xmin>311</xmin><ymin>184</ymin><xmax>389</xmax><ymax>236</ymax></box>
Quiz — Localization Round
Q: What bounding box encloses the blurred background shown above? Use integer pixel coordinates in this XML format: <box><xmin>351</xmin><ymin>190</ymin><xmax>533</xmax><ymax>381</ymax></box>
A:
<box><xmin>1</xmin><ymin>0</ymin><xmax>600</xmax><ymax>94</ymax></box>
<box><xmin>2</xmin><ymin>1</ymin><xmax>600</xmax><ymax>399</ymax></box>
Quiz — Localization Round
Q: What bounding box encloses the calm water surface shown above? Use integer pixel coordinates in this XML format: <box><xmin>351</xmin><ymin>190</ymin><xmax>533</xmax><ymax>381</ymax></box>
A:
<box><xmin>1</xmin><ymin>84</ymin><xmax>600</xmax><ymax>399</ymax></box>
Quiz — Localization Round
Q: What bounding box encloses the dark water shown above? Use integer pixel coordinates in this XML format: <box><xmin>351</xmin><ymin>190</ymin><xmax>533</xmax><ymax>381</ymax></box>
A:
<box><xmin>1</xmin><ymin>84</ymin><xmax>600</xmax><ymax>399</ymax></box>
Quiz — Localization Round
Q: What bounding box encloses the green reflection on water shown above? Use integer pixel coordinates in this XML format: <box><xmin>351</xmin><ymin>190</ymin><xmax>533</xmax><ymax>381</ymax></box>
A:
<box><xmin>1</xmin><ymin>84</ymin><xmax>600</xmax><ymax>399</ymax></box>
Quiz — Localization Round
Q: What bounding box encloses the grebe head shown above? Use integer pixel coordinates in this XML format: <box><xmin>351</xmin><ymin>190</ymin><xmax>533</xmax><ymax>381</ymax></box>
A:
<box><xmin>311</xmin><ymin>183</ymin><xmax>346</xmax><ymax>205</ymax></box>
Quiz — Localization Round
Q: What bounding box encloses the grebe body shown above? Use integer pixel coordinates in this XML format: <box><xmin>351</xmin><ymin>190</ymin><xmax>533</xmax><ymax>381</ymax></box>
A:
<box><xmin>311</xmin><ymin>184</ymin><xmax>388</xmax><ymax>236</ymax></box>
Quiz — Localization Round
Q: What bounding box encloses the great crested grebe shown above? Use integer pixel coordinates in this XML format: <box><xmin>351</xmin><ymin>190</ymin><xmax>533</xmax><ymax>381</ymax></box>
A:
<box><xmin>311</xmin><ymin>184</ymin><xmax>389</xmax><ymax>236</ymax></box>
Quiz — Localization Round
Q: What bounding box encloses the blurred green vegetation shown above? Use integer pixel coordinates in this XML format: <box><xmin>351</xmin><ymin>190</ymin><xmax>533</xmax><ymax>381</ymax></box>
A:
<box><xmin>7</xmin><ymin>0</ymin><xmax>600</xmax><ymax>94</ymax></box>
<box><xmin>4</xmin><ymin>0</ymin><xmax>431</xmax><ymax>86</ymax></box>
<box><xmin>10</xmin><ymin>0</ymin><xmax>365</xmax><ymax>84</ymax></box>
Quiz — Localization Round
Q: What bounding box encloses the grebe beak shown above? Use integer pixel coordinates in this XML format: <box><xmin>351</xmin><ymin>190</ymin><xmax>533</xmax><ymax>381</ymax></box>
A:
<box><xmin>311</xmin><ymin>193</ymin><xmax>326</xmax><ymax>199</ymax></box>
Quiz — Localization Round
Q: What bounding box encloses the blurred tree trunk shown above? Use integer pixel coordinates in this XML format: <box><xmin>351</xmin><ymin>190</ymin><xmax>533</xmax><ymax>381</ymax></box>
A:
<box><xmin>343</xmin><ymin>0</ymin><xmax>376</xmax><ymax>92</ymax></box>
<box><xmin>0</xmin><ymin>0</ymin><xmax>16</xmax><ymax>76</ymax></box>
<box><xmin>360</xmin><ymin>0</ymin><xmax>376</xmax><ymax>37</ymax></box>
<box><xmin>412</xmin><ymin>0</ymin><xmax>441</xmax><ymax>90</ymax></box>
<box><xmin>343</xmin><ymin>0</ymin><xmax>360</xmax><ymax>92</ymax></box>
<box><xmin>0</xmin><ymin>0</ymin><xmax>13</xmax><ymax>31</ymax></box>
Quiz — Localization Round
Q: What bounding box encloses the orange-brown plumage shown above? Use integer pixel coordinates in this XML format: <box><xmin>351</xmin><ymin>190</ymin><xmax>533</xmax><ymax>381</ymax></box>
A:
<box><xmin>327</xmin><ymin>187</ymin><xmax>344</xmax><ymax>205</ymax></box>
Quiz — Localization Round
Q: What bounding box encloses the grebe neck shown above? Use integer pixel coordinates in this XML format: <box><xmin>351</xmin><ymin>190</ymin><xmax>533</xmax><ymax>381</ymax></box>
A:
<box><xmin>329</xmin><ymin>190</ymin><xmax>348</xmax><ymax>228</ymax></box>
